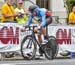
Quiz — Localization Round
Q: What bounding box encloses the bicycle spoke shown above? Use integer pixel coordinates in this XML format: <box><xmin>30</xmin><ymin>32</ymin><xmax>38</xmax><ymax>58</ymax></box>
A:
<box><xmin>21</xmin><ymin>36</ymin><xmax>36</xmax><ymax>60</ymax></box>
<box><xmin>26</xmin><ymin>39</ymin><xmax>32</xmax><ymax>48</ymax></box>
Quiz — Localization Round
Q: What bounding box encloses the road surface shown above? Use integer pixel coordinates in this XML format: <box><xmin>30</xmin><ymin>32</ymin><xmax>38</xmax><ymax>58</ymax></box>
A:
<box><xmin>0</xmin><ymin>58</ymin><xmax>75</xmax><ymax>65</ymax></box>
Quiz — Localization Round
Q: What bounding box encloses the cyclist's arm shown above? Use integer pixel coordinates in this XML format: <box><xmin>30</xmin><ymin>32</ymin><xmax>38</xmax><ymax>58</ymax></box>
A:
<box><xmin>39</xmin><ymin>10</ymin><xmax>46</xmax><ymax>27</ymax></box>
<box><xmin>40</xmin><ymin>15</ymin><xmax>46</xmax><ymax>27</ymax></box>
<box><xmin>26</xmin><ymin>14</ymin><xmax>33</xmax><ymax>26</ymax></box>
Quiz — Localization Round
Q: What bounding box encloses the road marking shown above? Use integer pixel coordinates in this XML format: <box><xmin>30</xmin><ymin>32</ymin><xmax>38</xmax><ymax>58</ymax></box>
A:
<box><xmin>0</xmin><ymin>64</ymin><xmax>14</xmax><ymax>65</ymax></box>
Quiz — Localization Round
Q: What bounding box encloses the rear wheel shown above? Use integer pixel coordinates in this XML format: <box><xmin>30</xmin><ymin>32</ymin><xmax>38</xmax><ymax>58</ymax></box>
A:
<box><xmin>44</xmin><ymin>36</ymin><xmax>58</xmax><ymax>60</ymax></box>
<box><xmin>21</xmin><ymin>35</ymin><xmax>37</xmax><ymax>60</ymax></box>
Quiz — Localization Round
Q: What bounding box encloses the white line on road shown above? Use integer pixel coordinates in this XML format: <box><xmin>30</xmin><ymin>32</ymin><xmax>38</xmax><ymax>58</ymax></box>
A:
<box><xmin>0</xmin><ymin>64</ymin><xmax>14</xmax><ymax>65</ymax></box>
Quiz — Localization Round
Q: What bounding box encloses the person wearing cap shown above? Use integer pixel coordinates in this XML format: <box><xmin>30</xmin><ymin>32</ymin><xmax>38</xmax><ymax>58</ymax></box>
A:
<box><xmin>15</xmin><ymin>0</ymin><xmax>29</xmax><ymax>24</ymax></box>
<box><xmin>1</xmin><ymin>0</ymin><xmax>20</xmax><ymax>23</ymax></box>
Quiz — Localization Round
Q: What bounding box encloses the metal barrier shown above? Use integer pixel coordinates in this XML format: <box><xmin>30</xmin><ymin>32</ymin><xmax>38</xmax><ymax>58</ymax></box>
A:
<box><xmin>52</xmin><ymin>16</ymin><xmax>68</xmax><ymax>25</ymax></box>
<box><xmin>52</xmin><ymin>16</ymin><xmax>59</xmax><ymax>24</ymax></box>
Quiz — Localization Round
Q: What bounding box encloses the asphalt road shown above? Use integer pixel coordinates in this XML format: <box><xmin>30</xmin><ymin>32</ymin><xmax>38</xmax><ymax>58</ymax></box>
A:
<box><xmin>0</xmin><ymin>58</ymin><xmax>75</xmax><ymax>65</ymax></box>
<box><xmin>0</xmin><ymin>51</ymin><xmax>75</xmax><ymax>65</ymax></box>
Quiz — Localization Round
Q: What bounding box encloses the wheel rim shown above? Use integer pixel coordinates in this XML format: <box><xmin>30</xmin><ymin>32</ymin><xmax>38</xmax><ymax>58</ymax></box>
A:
<box><xmin>48</xmin><ymin>37</ymin><xmax>58</xmax><ymax>58</ymax></box>
<box><xmin>44</xmin><ymin>36</ymin><xmax>58</xmax><ymax>59</ymax></box>
<box><xmin>22</xmin><ymin>37</ymin><xmax>36</xmax><ymax>59</ymax></box>
<box><xmin>44</xmin><ymin>47</ymin><xmax>53</xmax><ymax>59</ymax></box>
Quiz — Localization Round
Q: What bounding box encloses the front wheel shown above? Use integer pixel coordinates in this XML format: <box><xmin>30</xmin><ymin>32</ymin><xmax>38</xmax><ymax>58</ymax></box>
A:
<box><xmin>44</xmin><ymin>36</ymin><xmax>58</xmax><ymax>60</ymax></box>
<box><xmin>21</xmin><ymin>35</ymin><xmax>37</xmax><ymax>60</ymax></box>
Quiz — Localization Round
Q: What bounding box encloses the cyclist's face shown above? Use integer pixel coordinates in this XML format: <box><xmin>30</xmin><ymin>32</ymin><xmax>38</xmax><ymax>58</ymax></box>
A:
<box><xmin>72</xmin><ymin>6</ymin><xmax>75</xmax><ymax>13</ymax></box>
<box><xmin>32</xmin><ymin>11</ymin><xmax>37</xmax><ymax>16</ymax></box>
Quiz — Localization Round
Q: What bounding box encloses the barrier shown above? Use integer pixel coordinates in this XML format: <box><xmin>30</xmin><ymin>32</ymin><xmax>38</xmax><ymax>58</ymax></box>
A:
<box><xmin>48</xmin><ymin>25</ymin><xmax>75</xmax><ymax>55</ymax></box>
<box><xmin>0</xmin><ymin>23</ymin><xmax>24</xmax><ymax>52</ymax></box>
<box><xmin>0</xmin><ymin>23</ymin><xmax>75</xmax><ymax>56</ymax></box>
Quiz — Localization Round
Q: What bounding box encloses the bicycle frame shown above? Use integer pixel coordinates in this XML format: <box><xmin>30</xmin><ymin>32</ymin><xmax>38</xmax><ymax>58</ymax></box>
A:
<box><xmin>31</xmin><ymin>29</ymin><xmax>41</xmax><ymax>47</ymax></box>
<box><xmin>27</xmin><ymin>26</ymin><xmax>48</xmax><ymax>48</ymax></box>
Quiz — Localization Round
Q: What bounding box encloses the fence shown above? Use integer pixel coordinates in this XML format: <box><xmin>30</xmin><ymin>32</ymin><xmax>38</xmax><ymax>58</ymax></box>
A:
<box><xmin>52</xmin><ymin>16</ymin><xmax>68</xmax><ymax>25</ymax></box>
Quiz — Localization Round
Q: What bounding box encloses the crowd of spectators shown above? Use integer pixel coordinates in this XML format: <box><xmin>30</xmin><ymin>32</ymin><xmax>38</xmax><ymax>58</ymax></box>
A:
<box><xmin>1</xmin><ymin>0</ymin><xmax>29</xmax><ymax>24</ymax></box>
<box><xmin>0</xmin><ymin>0</ymin><xmax>75</xmax><ymax>25</ymax></box>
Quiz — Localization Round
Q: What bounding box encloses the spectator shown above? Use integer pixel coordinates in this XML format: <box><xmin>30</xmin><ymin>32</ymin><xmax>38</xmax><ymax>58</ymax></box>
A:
<box><xmin>1</xmin><ymin>0</ymin><xmax>20</xmax><ymax>23</ymax></box>
<box><xmin>15</xmin><ymin>0</ymin><xmax>29</xmax><ymax>24</ymax></box>
<box><xmin>69</xmin><ymin>5</ymin><xmax>75</xmax><ymax>25</ymax></box>
<box><xmin>24</xmin><ymin>10</ymin><xmax>29</xmax><ymax>22</ymax></box>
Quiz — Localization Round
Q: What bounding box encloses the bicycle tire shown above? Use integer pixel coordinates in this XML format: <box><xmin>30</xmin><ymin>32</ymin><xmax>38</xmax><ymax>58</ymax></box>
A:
<box><xmin>21</xmin><ymin>35</ymin><xmax>37</xmax><ymax>60</ymax></box>
<box><xmin>44</xmin><ymin>36</ymin><xmax>58</xmax><ymax>60</ymax></box>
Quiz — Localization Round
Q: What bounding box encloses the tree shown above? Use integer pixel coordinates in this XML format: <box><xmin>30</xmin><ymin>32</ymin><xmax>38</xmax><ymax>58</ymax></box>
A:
<box><xmin>66</xmin><ymin>0</ymin><xmax>75</xmax><ymax>12</ymax></box>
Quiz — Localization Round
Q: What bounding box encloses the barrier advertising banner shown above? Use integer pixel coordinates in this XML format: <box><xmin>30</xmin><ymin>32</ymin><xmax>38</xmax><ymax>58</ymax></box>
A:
<box><xmin>0</xmin><ymin>23</ymin><xmax>24</xmax><ymax>52</ymax></box>
<box><xmin>0</xmin><ymin>23</ymin><xmax>75</xmax><ymax>54</ymax></box>
<box><xmin>48</xmin><ymin>25</ymin><xmax>75</xmax><ymax>53</ymax></box>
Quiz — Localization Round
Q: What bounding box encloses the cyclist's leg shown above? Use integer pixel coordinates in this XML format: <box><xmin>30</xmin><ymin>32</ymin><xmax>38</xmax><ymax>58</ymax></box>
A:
<box><xmin>41</xmin><ymin>27</ymin><xmax>48</xmax><ymax>40</ymax></box>
<box><xmin>34</xmin><ymin>27</ymin><xmax>42</xmax><ymax>44</ymax></box>
<box><xmin>41</xmin><ymin>16</ymin><xmax>52</xmax><ymax>40</ymax></box>
<box><xmin>34</xmin><ymin>27</ymin><xmax>47</xmax><ymax>44</ymax></box>
<box><xmin>46</xmin><ymin>16</ymin><xmax>52</xmax><ymax>26</ymax></box>
<box><xmin>34</xmin><ymin>27</ymin><xmax>43</xmax><ymax>56</ymax></box>
<box><xmin>40</xmin><ymin>16</ymin><xmax>52</xmax><ymax>44</ymax></box>
<box><xmin>38</xmin><ymin>34</ymin><xmax>42</xmax><ymax>44</ymax></box>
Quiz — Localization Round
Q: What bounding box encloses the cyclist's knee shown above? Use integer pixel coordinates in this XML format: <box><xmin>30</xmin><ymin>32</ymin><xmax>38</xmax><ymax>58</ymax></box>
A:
<box><xmin>41</xmin><ymin>27</ymin><xmax>46</xmax><ymax>32</ymax></box>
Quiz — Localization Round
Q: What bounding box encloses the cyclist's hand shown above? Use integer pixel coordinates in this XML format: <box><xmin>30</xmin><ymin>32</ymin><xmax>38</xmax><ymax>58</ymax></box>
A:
<box><xmin>37</xmin><ymin>26</ymin><xmax>43</xmax><ymax>33</ymax></box>
<box><xmin>21</xmin><ymin>26</ymin><xmax>26</xmax><ymax>32</ymax></box>
<box><xmin>38</xmin><ymin>26</ymin><xmax>41</xmax><ymax>30</ymax></box>
<box><xmin>35</xmin><ymin>26</ymin><xmax>41</xmax><ymax>33</ymax></box>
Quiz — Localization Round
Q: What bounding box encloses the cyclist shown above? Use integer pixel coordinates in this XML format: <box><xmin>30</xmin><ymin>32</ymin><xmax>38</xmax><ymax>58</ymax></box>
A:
<box><xmin>23</xmin><ymin>5</ymin><xmax>52</xmax><ymax>55</ymax></box>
